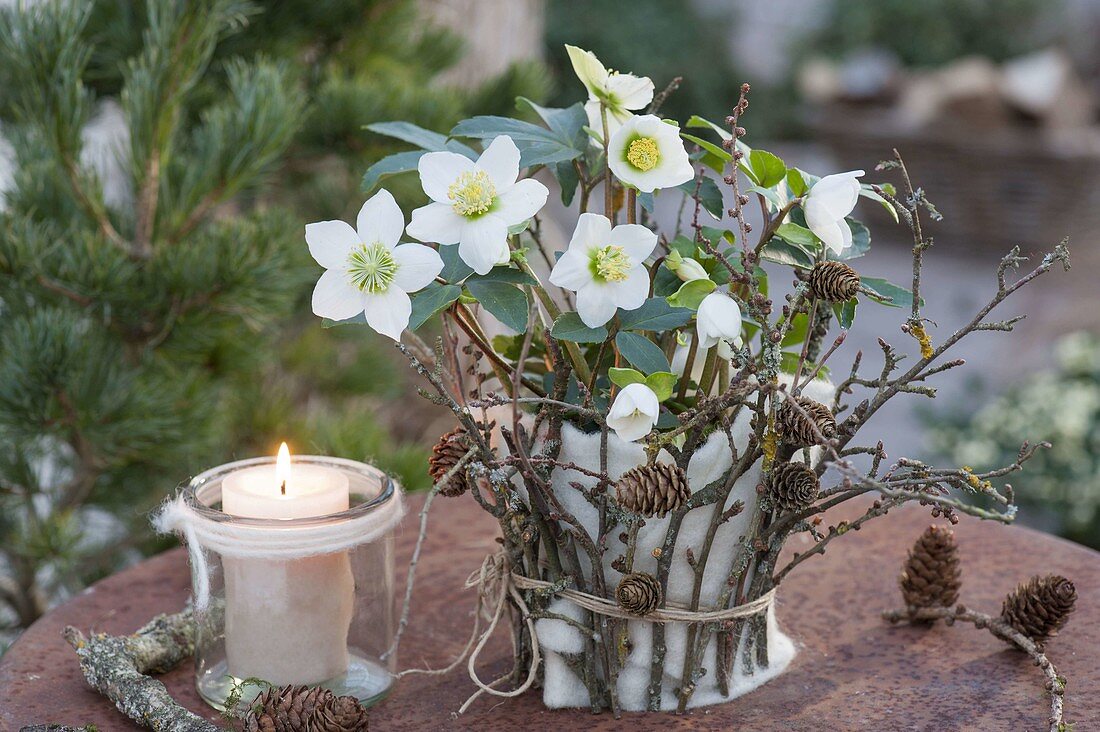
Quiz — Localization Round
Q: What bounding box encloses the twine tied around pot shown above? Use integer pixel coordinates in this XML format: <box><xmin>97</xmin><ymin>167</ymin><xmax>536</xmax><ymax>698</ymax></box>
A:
<box><xmin>398</xmin><ymin>551</ymin><xmax>778</xmax><ymax>714</ymax></box>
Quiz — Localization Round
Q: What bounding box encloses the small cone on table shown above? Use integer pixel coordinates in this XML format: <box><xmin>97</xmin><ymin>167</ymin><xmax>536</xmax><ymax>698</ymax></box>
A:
<box><xmin>770</xmin><ymin>461</ymin><xmax>821</xmax><ymax>511</ymax></box>
<box><xmin>900</xmin><ymin>525</ymin><xmax>961</xmax><ymax>614</ymax></box>
<box><xmin>244</xmin><ymin>684</ymin><xmax>327</xmax><ymax>732</ymax></box>
<box><xmin>428</xmin><ymin>426</ymin><xmax>472</xmax><ymax>497</ymax></box>
<box><xmin>777</xmin><ymin>396</ymin><xmax>836</xmax><ymax>447</ymax></box>
<box><xmin>244</xmin><ymin>684</ymin><xmax>369</xmax><ymax>732</ymax></box>
<box><xmin>808</xmin><ymin>261</ymin><xmax>861</xmax><ymax>302</ymax></box>
<box><xmin>1000</xmin><ymin>574</ymin><xmax>1077</xmax><ymax>644</ymax></box>
<box><xmin>308</xmin><ymin>694</ymin><xmax>370</xmax><ymax>732</ymax></box>
<box><xmin>615</xmin><ymin>462</ymin><xmax>690</xmax><ymax>518</ymax></box>
<box><xmin>616</xmin><ymin>572</ymin><xmax>663</xmax><ymax>616</ymax></box>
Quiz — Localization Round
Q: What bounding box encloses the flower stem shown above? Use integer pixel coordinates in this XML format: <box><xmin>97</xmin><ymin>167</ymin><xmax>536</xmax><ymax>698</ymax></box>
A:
<box><xmin>516</xmin><ymin>258</ymin><xmax>593</xmax><ymax>386</ymax></box>
<box><xmin>601</xmin><ymin>102</ymin><xmax>614</xmax><ymax>220</ymax></box>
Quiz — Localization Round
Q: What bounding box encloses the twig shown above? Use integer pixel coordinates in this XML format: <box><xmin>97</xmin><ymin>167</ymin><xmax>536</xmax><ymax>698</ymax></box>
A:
<box><xmin>883</xmin><ymin>605</ymin><xmax>1068</xmax><ymax>732</ymax></box>
<box><xmin>48</xmin><ymin>609</ymin><xmax>225</xmax><ymax>732</ymax></box>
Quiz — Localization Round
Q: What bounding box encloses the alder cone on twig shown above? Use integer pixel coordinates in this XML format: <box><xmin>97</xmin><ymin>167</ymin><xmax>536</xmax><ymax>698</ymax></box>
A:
<box><xmin>307</xmin><ymin>695</ymin><xmax>370</xmax><ymax>732</ymax></box>
<box><xmin>428</xmin><ymin>427</ymin><xmax>471</xmax><ymax>497</ymax></box>
<box><xmin>777</xmin><ymin>396</ymin><xmax>836</xmax><ymax>447</ymax></box>
<box><xmin>245</xmin><ymin>684</ymin><xmax>331</xmax><ymax>732</ymax></box>
<box><xmin>771</xmin><ymin>461</ymin><xmax>820</xmax><ymax>511</ymax></box>
<box><xmin>1000</xmin><ymin>574</ymin><xmax>1077</xmax><ymax>643</ymax></box>
<box><xmin>615</xmin><ymin>463</ymin><xmax>690</xmax><ymax>517</ymax></box>
<box><xmin>808</xmin><ymin>261</ymin><xmax>861</xmax><ymax>302</ymax></box>
<box><xmin>899</xmin><ymin>526</ymin><xmax>961</xmax><ymax>611</ymax></box>
<box><xmin>617</xmin><ymin>572</ymin><xmax>663</xmax><ymax>615</ymax></box>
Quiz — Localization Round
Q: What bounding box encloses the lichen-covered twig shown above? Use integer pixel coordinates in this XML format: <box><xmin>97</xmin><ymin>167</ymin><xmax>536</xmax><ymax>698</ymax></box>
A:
<box><xmin>883</xmin><ymin>605</ymin><xmax>1068</xmax><ymax>732</ymax></box>
<box><xmin>33</xmin><ymin>609</ymin><xmax>226</xmax><ymax>732</ymax></box>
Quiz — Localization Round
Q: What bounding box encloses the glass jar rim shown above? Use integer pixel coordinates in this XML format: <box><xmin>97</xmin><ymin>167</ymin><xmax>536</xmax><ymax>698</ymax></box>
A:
<box><xmin>182</xmin><ymin>455</ymin><xmax>398</xmax><ymax>528</ymax></box>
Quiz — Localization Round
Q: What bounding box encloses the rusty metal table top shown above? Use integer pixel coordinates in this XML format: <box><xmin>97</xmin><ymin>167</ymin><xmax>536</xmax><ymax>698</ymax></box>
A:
<box><xmin>2</xmin><ymin>494</ymin><xmax>1098</xmax><ymax>731</ymax></box>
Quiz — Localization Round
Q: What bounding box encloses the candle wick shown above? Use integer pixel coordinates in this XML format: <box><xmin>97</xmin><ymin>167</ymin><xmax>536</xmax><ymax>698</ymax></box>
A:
<box><xmin>280</xmin><ymin>480</ymin><xmax>286</xmax><ymax>496</ymax></box>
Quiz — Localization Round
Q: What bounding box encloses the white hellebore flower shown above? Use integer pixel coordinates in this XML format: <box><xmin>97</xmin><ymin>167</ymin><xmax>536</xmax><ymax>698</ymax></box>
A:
<box><xmin>407</xmin><ymin>135</ymin><xmax>548</xmax><ymax>275</ymax></box>
<box><xmin>607</xmin><ymin>383</ymin><xmax>660</xmax><ymax>443</ymax></box>
<box><xmin>803</xmin><ymin>169</ymin><xmax>865</xmax><ymax>255</ymax></box>
<box><xmin>549</xmin><ymin>212</ymin><xmax>657</xmax><ymax>328</ymax></box>
<box><xmin>696</xmin><ymin>292</ymin><xmax>743</xmax><ymax>349</ymax></box>
<box><xmin>608</xmin><ymin>115</ymin><xmax>694</xmax><ymax>193</ymax></box>
<box><xmin>306</xmin><ymin>189</ymin><xmax>443</xmax><ymax>341</ymax></box>
<box><xmin>565</xmin><ymin>44</ymin><xmax>654</xmax><ymax>139</ymax></box>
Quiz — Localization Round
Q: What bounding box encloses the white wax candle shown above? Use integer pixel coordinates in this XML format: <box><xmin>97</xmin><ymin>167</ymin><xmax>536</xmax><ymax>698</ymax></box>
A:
<box><xmin>220</xmin><ymin>445</ymin><xmax>355</xmax><ymax>685</ymax></box>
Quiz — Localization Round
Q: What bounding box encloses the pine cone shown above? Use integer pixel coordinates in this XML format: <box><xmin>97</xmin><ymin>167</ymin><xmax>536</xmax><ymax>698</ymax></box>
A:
<box><xmin>616</xmin><ymin>572</ymin><xmax>662</xmax><ymax>615</ymax></box>
<box><xmin>428</xmin><ymin>427</ymin><xmax>471</xmax><ymax>497</ymax></box>
<box><xmin>770</xmin><ymin>461</ymin><xmax>820</xmax><ymax>511</ymax></box>
<box><xmin>1000</xmin><ymin>575</ymin><xmax>1076</xmax><ymax>643</ymax></box>
<box><xmin>245</xmin><ymin>685</ymin><xmax>333</xmax><ymax>732</ymax></box>
<box><xmin>615</xmin><ymin>463</ymin><xmax>690</xmax><ymax>517</ymax></box>
<box><xmin>899</xmin><ymin>526</ymin><xmax>961</xmax><ymax>612</ymax></box>
<box><xmin>807</xmin><ymin>261</ymin><xmax>861</xmax><ymax>302</ymax></box>
<box><xmin>777</xmin><ymin>396</ymin><xmax>836</xmax><ymax>447</ymax></box>
<box><xmin>307</xmin><ymin>695</ymin><xmax>370</xmax><ymax>732</ymax></box>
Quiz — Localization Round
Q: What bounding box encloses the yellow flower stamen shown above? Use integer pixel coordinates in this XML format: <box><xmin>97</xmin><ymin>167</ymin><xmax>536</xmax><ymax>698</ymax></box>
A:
<box><xmin>591</xmin><ymin>244</ymin><xmax>631</xmax><ymax>283</ymax></box>
<box><xmin>347</xmin><ymin>242</ymin><xmax>397</xmax><ymax>293</ymax></box>
<box><xmin>448</xmin><ymin>170</ymin><xmax>496</xmax><ymax>217</ymax></box>
<box><xmin>626</xmin><ymin>137</ymin><xmax>660</xmax><ymax>172</ymax></box>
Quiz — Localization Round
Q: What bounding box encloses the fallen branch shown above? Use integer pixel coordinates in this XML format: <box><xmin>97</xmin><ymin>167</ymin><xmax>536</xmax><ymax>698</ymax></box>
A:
<box><xmin>22</xmin><ymin>608</ymin><xmax>226</xmax><ymax>732</ymax></box>
<box><xmin>883</xmin><ymin>605</ymin><xmax>1068</xmax><ymax>732</ymax></box>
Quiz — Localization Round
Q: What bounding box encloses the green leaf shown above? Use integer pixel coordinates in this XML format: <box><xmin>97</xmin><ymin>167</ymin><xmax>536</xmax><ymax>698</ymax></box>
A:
<box><xmin>439</xmin><ymin>245</ymin><xmax>474</xmax><ymax>283</ymax></box>
<box><xmin>748</xmin><ymin>184</ymin><xmax>785</xmax><ymax>210</ymax></box>
<box><xmin>746</xmin><ymin>149</ymin><xmax>786</xmax><ymax>188</ymax></box>
<box><xmin>644</xmin><ymin>372</ymin><xmax>677</xmax><ymax>402</ymax></box>
<box><xmin>775</xmin><ymin>222</ymin><xmax>817</xmax><ymax>249</ymax></box>
<box><xmin>364</xmin><ymin>121</ymin><xmax>477</xmax><ymax>157</ymax></box>
<box><xmin>516</xmin><ymin>98</ymin><xmax>587</xmax><ymax>148</ymax></box>
<box><xmin>451</xmin><ymin>115</ymin><xmax>584</xmax><ymax>168</ymax></box>
<box><xmin>860</xmin><ymin>183</ymin><xmax>899</xmax><ymax>223</ymax></box>
<box><xmin>677</xmin><ymin>177</ymin><xmax>724</xmax><ymax>220</ymax></box>
<box><xmin>515</xmin><ymin>98</ymin><xmax>587</xmax><ymax>201</ymax></box>
<box><xmin>467</xmin><ymin>268</ymin><xmax>537</xmax><ymax>286</ymax></box>
<box><xmin>609</xmin><ymin>366</ymin><xmax>646</xmax><ymax>389</ymax></box>
<box><xmin>779</xmin><ymin>351</ymin><xmax>829</xmax><ymax>377</ymax></box>
<box><xmin>831</xmin><ymin>217</ymin><xmax>870</xmax><ymax>261</ymax></box>
<box><xmin>786</xmin><ymin>168</ymin><xmax>808</xmax><ymax>197</ymax></box>
<box><xmin>617</xmin><ymin>298</ymin><xmax>694</xmax><ymax>332</ymax></box>
<box><xmin>465</xmin><ymin>279</ymin><xmax>530</xmax><ymax>332</ymax></box>
<box><xmin>861</xmin><ymin>277</ymin><xmax>919</xmax><ymax>309</ymax></box>
<box><xmin>667</xmin><ymin>278</ymin><xmax>716</xmax><ymax>310</ymax></box>
<box><xmin>360</xmin><ymin>150</ymin><xmax>426</xmax><ymax>195</ymax></box>
<box><xmin>551</xmin><ymin>312</ymin><xmax>608</xmax><ymax>342</ymax></box>
<box><xmin>781</xmin><ymin>312</ymin><xmax>810</xmax><ymax>347</ymax></box>
<box><xmin>615</xmin><ymin>331</ymin><xmax>670</xmax><ymax>375</ymax></box>
<box><xmin>681</xmin><ymin>132</ymin><xmax>731</xmax><ymax>174</ymax></box>
<box><xmin>321</xmin><ymin>313</ymin><xmax>367</xmax><ymax>328</ymax></box>
<box><xmin>833</xmin><ymin>297</ymin><xmax>857</xmax><ymax>329</ymax></box>
<box><xmin>686</xmin><ymin>115</ymin><xmax>732</xmax><ymax>141</ymax></box>
<box><xmin>408</xmin><ymin>283</ymin><xmax>462</xmax><ymax>330</ymax></box>
<box><xmin>760</xmin><ymin>238</ymin><xmax>815</xmax><ymax>268</ymax></box>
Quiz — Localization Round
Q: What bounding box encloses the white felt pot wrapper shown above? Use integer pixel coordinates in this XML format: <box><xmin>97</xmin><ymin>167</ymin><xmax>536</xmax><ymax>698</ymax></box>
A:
<box><xmin>511</xmin><ymin>377</ymin><xmax>835</xmax><ymax>711</ymax></box>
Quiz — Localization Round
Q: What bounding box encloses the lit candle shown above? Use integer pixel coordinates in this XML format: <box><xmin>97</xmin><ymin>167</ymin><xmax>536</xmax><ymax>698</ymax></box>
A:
<box><xmin>220</xmin><ymin>443</ymin><xmax>355</xmax><ymax>685</ymax></box>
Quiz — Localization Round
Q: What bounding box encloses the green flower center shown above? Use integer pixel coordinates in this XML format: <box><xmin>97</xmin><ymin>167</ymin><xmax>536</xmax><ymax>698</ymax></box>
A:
<box><xmin>448</xmin><ymin>170</ymin><xmax>496</xmax><ymax>217</ymax></box>
<box><xmin>590</xmin><ymin>244</ymin><xmax>631</xmax><ymax>283</ymax></box>
<box><xmin>347</xmin><ymin>242</ymin><xmax>397</xmax><ymax>293</ymax></box>
<box><xmin>626</xmin><ymin>137</ymin><xmax>660</xmax><ymax>171</ymax></box>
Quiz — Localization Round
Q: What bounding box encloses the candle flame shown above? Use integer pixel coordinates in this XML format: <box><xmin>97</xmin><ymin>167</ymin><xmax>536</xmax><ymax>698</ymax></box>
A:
<box><xmin>276</xmin><ymin>442</ymin><xmax>291</xmax><ymax>495</ymax></box>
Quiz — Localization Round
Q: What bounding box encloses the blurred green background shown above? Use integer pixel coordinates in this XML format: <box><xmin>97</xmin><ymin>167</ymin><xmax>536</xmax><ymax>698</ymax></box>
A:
<box><xmin>2</xmin><ymin>0</ymin><xmax>1099</xmax><ymax>645</ymax></box>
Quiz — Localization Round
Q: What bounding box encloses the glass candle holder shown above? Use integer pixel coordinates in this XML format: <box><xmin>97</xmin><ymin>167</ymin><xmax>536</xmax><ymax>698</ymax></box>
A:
<box><xmin>182</xmin><ymin>455</ymin><xmax>401</xmax><ymax>710</ymax></box>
